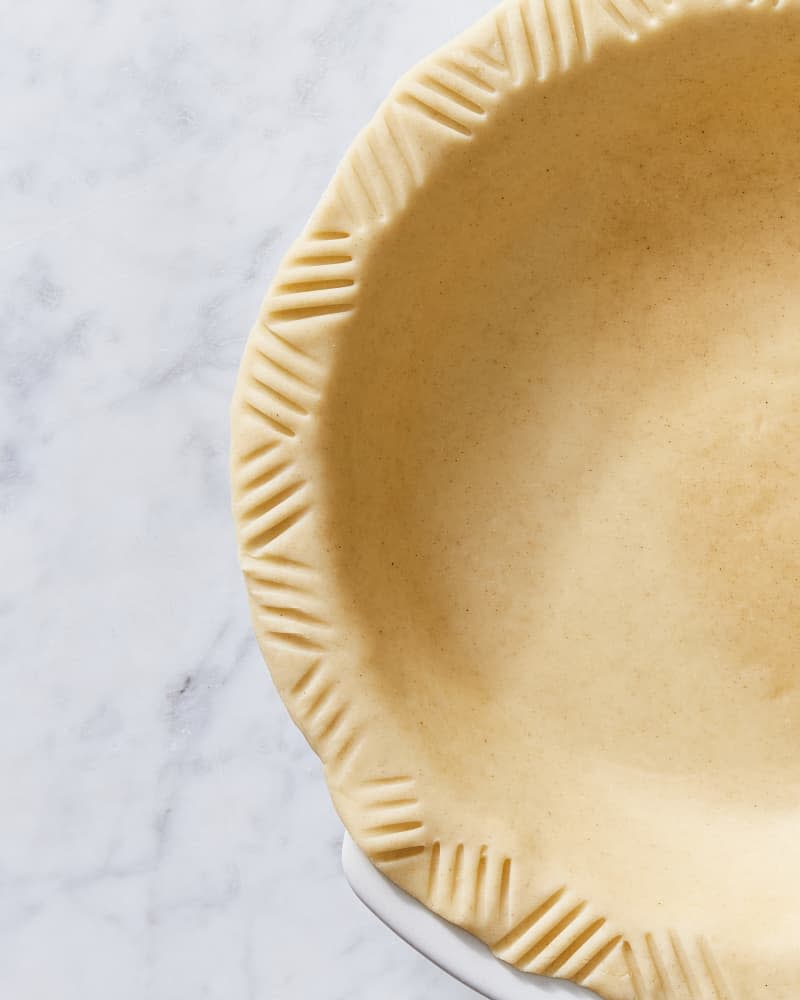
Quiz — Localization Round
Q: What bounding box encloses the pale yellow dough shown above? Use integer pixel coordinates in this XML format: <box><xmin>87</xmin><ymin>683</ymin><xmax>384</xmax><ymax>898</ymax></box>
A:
<box><xmin>231</xmin><ymin>1</ymin><xmax>800</xmax><ymax>996</ymax></box>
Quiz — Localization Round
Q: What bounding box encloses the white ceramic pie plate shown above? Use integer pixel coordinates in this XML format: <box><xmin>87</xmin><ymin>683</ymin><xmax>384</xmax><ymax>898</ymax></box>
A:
<box><xmin>342</xmin><ymin>835</ymin><xmax>588</xmax><ymax>999</ymax></box>
<box><xmin>233</xmin><ymin>1</ymin><xmax>800</xmax><ymax>994</ymax></box>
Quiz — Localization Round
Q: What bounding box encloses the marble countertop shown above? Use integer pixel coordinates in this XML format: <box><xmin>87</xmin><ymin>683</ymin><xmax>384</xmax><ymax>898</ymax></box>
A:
<box><xmin>1</xmin><ymin>2</ymin><xmax>494</xmax><ymax>997</ymax></box>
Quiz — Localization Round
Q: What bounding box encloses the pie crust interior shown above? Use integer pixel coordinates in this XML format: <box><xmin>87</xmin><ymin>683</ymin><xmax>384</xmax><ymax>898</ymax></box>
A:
<box><xmin>231</xmin><ymin>2</ymin><xmax>800</xmax><ymax>996</ymax></box>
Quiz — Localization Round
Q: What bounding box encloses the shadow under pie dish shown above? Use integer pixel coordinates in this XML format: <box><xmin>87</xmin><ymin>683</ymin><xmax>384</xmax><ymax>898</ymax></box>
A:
<box><xmin>230</xmin><ymin>2</ymin><xmax>800</xmax><ymax>997</ymax></box>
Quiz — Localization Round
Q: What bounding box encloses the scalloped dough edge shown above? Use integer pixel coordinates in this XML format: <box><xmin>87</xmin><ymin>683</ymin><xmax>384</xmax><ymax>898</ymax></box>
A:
<box><xmin>230</xmin><ymin>1</ymin><xmax>795</xmax><ymax>996</ymax></box>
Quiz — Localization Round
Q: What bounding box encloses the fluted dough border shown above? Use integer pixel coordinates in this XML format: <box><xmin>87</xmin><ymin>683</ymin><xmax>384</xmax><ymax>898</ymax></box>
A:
<box><xmin>231</xmin><ymin>2</ymin><xmax>793</xmax><ymax>996</ymax></box>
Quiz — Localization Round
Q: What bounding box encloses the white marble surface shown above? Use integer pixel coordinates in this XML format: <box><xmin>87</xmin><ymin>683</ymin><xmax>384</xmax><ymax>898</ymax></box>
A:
<box><xmin>0</xmin><ymin>2</ymin><xmax>496</xmax><ymax>997</ymax></box>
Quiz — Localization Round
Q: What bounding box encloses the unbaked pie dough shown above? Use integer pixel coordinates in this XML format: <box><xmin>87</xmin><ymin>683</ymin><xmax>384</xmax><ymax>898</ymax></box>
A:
<box><xmin>231</xmin><ymin>2</ymin><xmax>800</xmax><ymax>996</ymax></box>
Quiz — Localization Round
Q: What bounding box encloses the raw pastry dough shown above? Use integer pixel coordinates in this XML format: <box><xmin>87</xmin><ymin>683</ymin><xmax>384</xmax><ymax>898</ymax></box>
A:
<box><xmin>232</xmin><ymin>1</ymin><xmax>800</xmax><ymax>996</ymax></box>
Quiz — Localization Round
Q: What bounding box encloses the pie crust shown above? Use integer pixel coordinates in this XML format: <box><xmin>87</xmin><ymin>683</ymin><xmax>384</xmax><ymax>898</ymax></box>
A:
<box><xmin>231</xmin><ymin>2</ymin><xmax>800</xmax><ymax>996</ymax></box>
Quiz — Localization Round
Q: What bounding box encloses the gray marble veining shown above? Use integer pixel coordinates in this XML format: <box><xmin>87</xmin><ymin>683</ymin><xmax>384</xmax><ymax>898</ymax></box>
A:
<box><xmin>1</xmin><ymin>1</ymin><xmax>495</xmax><ymax>997</ymax></box>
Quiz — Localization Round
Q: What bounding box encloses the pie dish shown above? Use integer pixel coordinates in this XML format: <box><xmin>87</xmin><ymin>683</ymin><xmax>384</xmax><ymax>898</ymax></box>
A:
<box><xmin>230</xmin><ymin>1</ymin><xmax>800</xmax><ymax>997</ymax></box>
<box><xmin>342</xmin><ymin>833</ymin><xmax>566</xmax><ymax>999</ymax></box>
